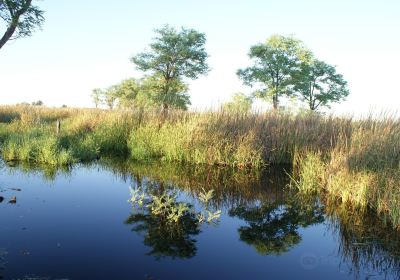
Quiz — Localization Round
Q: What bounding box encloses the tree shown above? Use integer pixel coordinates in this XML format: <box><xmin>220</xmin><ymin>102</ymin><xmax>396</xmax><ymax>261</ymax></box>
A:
<box><xmin>31</xmin><ymin>99</ymin><xmax>42</xmax><ymax>106</ymax></box>
<box><xmin>237</xmin><ymin>35</ymin><xmax>311</xmax><ymax>110</ymax></box>
<box><xmin>141</xmin><ymin>74</ymin><xmax>190</xmax><ymax>110</ymax></box>
<box><xmin>0</xmin><ymin>0</ymin><xmax>44</xmax><ymax>50</ymax></box>
<box><xmin>223</xmin><ymin>92</ymin><xmax>253</xmax><ymax>113</ymax></box>
<box><xmin>293</xmin><ymin>59</ymin><xmax>349</xmax><ymax>111</ymax></box>
<box><xmin>131</xmin><ymin>25</ymin><xmax>209</xmax><ymax>111</ymax></box>
<box><xmin>114</xmin><ymin>78</ymin><xmax>141</xmax><ymax>109</ymax></box>
<box><xmin>104</xmin><ymin>86</ymin><xmax>118</xmax><ymax>110</ymax></box>
<box><xmin>91</xmin><ymin>88</ymin><xmax>103</xmax><ymax>108</ymax></box>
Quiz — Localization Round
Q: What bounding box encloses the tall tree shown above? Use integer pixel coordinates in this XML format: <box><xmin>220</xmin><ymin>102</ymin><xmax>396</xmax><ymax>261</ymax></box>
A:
<box><xmin>0</xmin><ymin>0</ymin><xmax>44</xmax><ymax>50</ymax></box>
<box><xmin>237</xmin><ymin>35</ymin><xmax>311</xmax><ymax>110</ymax></box>
<box><xmin>131</xmin><ymin>25</ymin><xmax>209</xmax><ymax>111</ymax></box>
<box><xmin>293</xmin><ymin>60</ymin><xmax>349</xmax><ymax>111</ymax></box>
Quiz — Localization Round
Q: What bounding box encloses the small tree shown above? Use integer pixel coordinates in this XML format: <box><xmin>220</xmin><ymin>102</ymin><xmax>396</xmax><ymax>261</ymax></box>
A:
<box><xmin>91</xmin><ymin>88</ymin><xmax>103</xmax><ymax>108</ymax></box>
<box><xmin>237</xmin><ymin>35</ymin><xmax>311</xmax><ymax>110</ymax></box>
<box><xmin>104</xmin><ymin>86</ymin><xmax>118</xmax><ymax>110</ymax></box>
<box><xmin>223</xmin><ymin>92</ymin><xmax>253</xmax><ymax>113</ymax></box>
<box><xmin>114</xmin><ymin>78</ymin><xmax>141</xmax><ymax>109</ymax></box>
<box><xmin>31</xmin><ymin>100</ymin><xmax>42</xmax><ymax>106</ymax></box>
<box><xmin>131</xmin><ymin>25</ymin><xmax>209</xmax><ymax>111</ymax></box>
<box><xmin>0</xmin><ymin>0</ymin><xmax>44</xmax><ymax>50</ymax></box>
<box><xmin>293</xmin><ymin>60</ymin><xmax>349</xmax><ymax>111</ymax></box>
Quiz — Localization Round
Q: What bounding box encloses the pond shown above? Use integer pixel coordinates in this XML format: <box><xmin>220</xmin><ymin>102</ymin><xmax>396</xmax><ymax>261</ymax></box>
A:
<box><xmin>0</xmin><ymin>159</ymin><xmax>399</xmax><ymax>280</ymax></box>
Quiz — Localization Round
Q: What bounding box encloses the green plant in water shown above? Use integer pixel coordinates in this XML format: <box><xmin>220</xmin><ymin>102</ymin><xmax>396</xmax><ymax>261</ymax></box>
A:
<box><xmin>199</xmin><ymin>188</ymin><xmax>214</xmax><ymax>205</ymax></box>
<box><xmin>128</xmin><ymin>186</ymin><xmax>221</xmax><ymax>225</ymax></box>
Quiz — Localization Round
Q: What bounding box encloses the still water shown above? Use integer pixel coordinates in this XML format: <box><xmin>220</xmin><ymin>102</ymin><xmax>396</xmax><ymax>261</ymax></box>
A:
<box><xmin>0</xmin><ymin>159</ymin><xmax>399</xmax><ymax>280</ymax></box>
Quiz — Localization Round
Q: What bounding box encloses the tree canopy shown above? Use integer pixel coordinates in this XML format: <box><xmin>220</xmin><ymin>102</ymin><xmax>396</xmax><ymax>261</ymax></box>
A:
<box><xmin>0</xmin><ymin>0</ymin><xmax>44</xmax><ymax>50</ymax></box>
<box><xmin>237</xmin><ymin>35</ymin><xmax>311</xmax><ymax>110</ymax></box>
<box><xmin>131</xmin><ymin>25</ymin><xmax>209</xmax><ymax>111</ymax></box>
<box><xmin>292</xmin><ymin>59</ymin><xmax>349</xmax><ymax>110</ymax></box>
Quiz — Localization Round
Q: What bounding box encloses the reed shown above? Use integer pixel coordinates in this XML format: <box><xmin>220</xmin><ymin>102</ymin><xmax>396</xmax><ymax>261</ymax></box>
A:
<box><xmin>0</xmin><ymin>105</ymin><xmax>399</xmax><ymax>227</ymax></box>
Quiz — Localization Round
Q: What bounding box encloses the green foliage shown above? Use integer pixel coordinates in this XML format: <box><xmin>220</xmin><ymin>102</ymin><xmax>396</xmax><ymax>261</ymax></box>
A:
<box><xmin>127</xmin><ymin>184</ymin><xmax>220</xmax><ymax>259</ymax></box>
<box><xmin>0</xmin><ymin>0</ymin><xmax>44</xmax><ymax>49</ymax></box>
<box><xmin>293</xmin><ymin>59</ymin><xmax>349</xmax><ymax>110</ymax></box>
<box><xmin>237</xmin><ymin>35</ymin><xmax>311</xmax><ymax>109</ymax></box>
<box><xmin>131</xmin><ymin>25</ymin><xmax>209</xmax><ymax>111</ymax></box>
<box><xmin>1</xmin><ymin>132</ymin><xmax>75</xmax><ymax>166</ymax></box>
<box><xmin>128</xmin><ymin>113</ymin><xmax>264</xmax><ymax>168</ymax></box>
<box><xmin>223</xmin><ymin>92</ymin><xmax>253</xmax><ymax>113</ymax></box>
<box><xmin>141</xmin><ymin>74</ymin><xmax>190</xmax><ymax>110</ymax></box>
<box><xmin>128</xmin><ymin>188</ymin><xmax>221</xmax><ymax>225</ymax></box>
<box><xmin>114</xmin><ymin>78</ymin><xmax>141</xmax><ymax>109</ymax></box>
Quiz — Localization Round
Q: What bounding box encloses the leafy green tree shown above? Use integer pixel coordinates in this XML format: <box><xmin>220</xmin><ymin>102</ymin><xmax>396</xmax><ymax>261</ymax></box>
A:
<box><xmin>0</xmin><ymin>0</ymin><xmax>44</xmax><ymax>50</ymax></box>
<box><xmin>91</xmin><ymin>88</ymin><xmax>103</xmax><ymax>108</ymax></box>
<box><xmin>114</xmin><ymin>78</ymin><xmax>141</xmax><ymax>109</ymax></box>
<box><xmin>237</xmin><ymin>35</ymin><xmax>311</xmax><ymax>110</ymax></box>
<box><xmin>223</xmin><ymin>92</ymin><xmax>253</xmax><ymax>113</ymax></box>
<box><xmin>293</xmin><ymin>59</ymin><xmax>349</xmax><ymax>111</ymax></box>
<box><xmin>141</xmin><ymin>74</ymin><xmax>190</xmax><ymax>110</ymax></box>
<box><xmin>131</xmin><ymin>25</ymin><xmax>209</xmax><ymax>111</ymax></box>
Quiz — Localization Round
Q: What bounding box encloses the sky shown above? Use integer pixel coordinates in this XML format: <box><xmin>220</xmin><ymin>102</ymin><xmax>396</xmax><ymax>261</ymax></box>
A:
<box><xmin>0</xmin><ymin>0</ymin><xmax>399</xmax><ymax>116</ymax></box>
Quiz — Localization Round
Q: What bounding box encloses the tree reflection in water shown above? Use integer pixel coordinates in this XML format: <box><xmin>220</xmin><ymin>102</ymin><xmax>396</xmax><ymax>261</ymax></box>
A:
<box><xmin>125</xmin><ymin>207</ymin><xmax>200</xmax><ymax>259</ymax></box>
<box><xmin>229</xmin><ymin>197</ymin><xmax>325</xmax><ymax>255</ymax></box>
<box><xmin>4</xmin><ymin>158</ymin><xmax>400</xmax><ymax>277</ymax></box>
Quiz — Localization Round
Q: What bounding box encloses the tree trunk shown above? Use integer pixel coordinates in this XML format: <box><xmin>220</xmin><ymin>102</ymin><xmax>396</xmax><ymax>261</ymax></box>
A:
<box><xmin>0</xmin><ymin>20</ymin><xmax>18</xmax><ymax>49</ymax></box>
<box><xmin>272</xmin><ymin>93</ymin><xmax>278</xmax><ymax>110</ymax></box>
<box><xmin>0</xmin><ymin>0</ymin><xmax>33</xmax><ymax>50</ymax></box>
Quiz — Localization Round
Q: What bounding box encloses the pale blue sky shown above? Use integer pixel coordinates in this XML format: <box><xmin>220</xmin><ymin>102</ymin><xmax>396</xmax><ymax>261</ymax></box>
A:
<box><xmin>0</xmin><ymin>0</ymin><xmax>399</xmax><ymax>115</ymax></box>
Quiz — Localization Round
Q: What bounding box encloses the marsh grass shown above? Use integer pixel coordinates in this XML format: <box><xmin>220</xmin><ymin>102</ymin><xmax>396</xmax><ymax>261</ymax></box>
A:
<box><xmin>0</xmin><ymin>105</ymin><xmax>399</xmax><ymax>227</ymax></box>
<box><xmin>292</xmin><ymin>116</ymin><xmax>400</xmax><ymax>227</ymax></box>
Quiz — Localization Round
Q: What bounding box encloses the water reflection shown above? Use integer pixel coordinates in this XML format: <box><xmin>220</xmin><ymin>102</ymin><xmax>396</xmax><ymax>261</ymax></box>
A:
<box><xmin>2</xmin><ymin>159</ymin><xmax>400</xmax><ymax>278</ymax></box>
<box><xmin>326</xmin><ymin>204</ymin><xmax>400</xmax><ymax>278</ymax></box>
<box><xmin>125</xmin><ymin>207</ymin><xmax>200</xmax><ymax>259</ymax></box>
<box><xmin>2</xmin><ymin>160</ymin><xmax>71</xmax><ymax>181</ymax></box>
<box><xmin>229</xmin><ymin>197</ymin><xmax>324</xmax><ymax>255</ymax></box>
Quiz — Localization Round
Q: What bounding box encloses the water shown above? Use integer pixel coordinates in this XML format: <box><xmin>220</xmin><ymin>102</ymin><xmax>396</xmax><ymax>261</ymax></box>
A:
<box><xmin>0</xmin><ymin>159</ymin><xmax>399</xmax><ymax>280</ymax></box>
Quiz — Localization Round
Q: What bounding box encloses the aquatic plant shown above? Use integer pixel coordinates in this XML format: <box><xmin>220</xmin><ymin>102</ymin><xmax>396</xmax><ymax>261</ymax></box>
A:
<box><xmin>128</xmin><ymin>186</ymin><xmax>221</xmax><ymax>225</ymax></box>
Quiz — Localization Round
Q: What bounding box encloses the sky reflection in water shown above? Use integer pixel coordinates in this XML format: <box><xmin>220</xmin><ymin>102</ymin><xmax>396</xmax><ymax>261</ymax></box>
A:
<box><xmin>0</xmin><ymin>159</ymin><xmax>399</xmax><ymax>280</ymax></box>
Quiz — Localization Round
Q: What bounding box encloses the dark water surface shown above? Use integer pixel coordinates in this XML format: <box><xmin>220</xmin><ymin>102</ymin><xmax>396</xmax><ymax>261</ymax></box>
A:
<box><xmin>0</xmin><ymin>160</ymin><xmax>399</xmax><ymax>280</ymax></box>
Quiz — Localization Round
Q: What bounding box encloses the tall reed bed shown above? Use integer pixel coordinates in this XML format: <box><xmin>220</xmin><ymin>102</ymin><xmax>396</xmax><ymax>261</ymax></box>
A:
<box><xmin>0</xmin><ymin>105</ymin><xmax>399</xmax><ymax>228</ymax></box>
<box><xmin>292</xmin><ymin>115</ymin><xmax>400</xmax><ymax>227</ymax></box>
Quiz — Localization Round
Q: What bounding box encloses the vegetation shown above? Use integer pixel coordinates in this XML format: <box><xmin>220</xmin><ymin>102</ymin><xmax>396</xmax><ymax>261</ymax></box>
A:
<box><xmin>293</xmin><ymin>59</ymin><xmax>349</xmax><ymax>110</ymax></box>
<box><xmin>0</xmin><ymin>104</ymin><xmax>398</xmax><ymax>229</ymax></box>
<box><xmin>237</xmin><ymin>35</ymin><xmax>349</xmax><ymax>111</ymax></box>
<box><xmin>222</xmin><ymin>92</ymin><xmax>253</xmax><ymax>113</ymax></box>
<box><xmin>126</xmin><ymin>180</ymin><xmax>220</xmax><ymax>259</ymax></box>
<box><xmin>131</xmin><ymin>25</ymin><xmax>209</xmax><ymax>111</ymax></box>
<box><xmin>237</xmin><ymin>35</ymin><xmax>311</xmax><ymax>109</ymax></box>
<box><xmin>0</xmin><ymin>0</ymin><xmax>44</xmax><ymax>50</ymax></box>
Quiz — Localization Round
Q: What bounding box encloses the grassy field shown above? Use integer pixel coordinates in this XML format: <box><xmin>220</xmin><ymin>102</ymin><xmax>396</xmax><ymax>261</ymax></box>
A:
<box><xmin>0</xmin><ymin>105</ymin><xmax>399</xmax><ymax>228</ymax></box>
